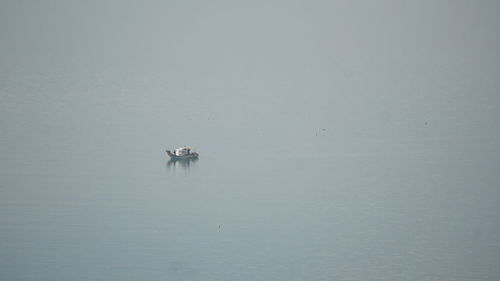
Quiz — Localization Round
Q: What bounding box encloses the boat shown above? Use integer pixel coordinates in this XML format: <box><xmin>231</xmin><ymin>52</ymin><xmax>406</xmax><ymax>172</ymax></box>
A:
<box><xmin>166</xmin><ymin>145</ymin><xmax>199</xmax><ymax>160</ymax></box>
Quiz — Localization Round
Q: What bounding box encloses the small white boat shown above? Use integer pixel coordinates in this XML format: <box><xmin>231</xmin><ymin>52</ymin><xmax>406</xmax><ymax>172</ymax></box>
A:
<box><xmin>166</xmin><ymin>146</ymin><xmax>199</xmax><ymax>160</ymax></box>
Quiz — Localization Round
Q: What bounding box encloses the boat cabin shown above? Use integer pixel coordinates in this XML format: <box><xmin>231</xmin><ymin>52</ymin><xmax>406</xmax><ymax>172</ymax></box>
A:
<box><xmin>174</xmin><ymin>146</ymin><xmax>193</xmax><ymax>156</ymax></box>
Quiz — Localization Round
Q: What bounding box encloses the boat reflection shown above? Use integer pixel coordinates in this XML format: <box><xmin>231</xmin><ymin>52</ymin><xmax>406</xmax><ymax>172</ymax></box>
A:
<box><xmin>166</xmin><ymin>158</ymin><xmax>198</xmax><ymax>170</ymax></box>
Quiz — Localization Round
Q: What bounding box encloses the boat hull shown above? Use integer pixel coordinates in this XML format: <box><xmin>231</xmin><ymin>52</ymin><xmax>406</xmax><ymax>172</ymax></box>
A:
<box><xmin>166</xmin><ymin>150</ymin><xmax>199</xmax><ymax>160</ymax></box>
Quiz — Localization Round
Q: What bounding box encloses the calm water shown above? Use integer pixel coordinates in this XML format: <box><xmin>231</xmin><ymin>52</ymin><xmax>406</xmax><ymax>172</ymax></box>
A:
<box><xmin>1</xmin><ymin>1</ymin><xmax>500</xmax><ymax>280</ymax></box>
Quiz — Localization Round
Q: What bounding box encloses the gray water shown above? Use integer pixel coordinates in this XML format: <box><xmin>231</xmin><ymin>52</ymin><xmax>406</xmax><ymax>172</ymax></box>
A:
<box><xmin>1</xmin><ymin>1</ymin><xmax>500</xmax><ymax>280</ymax></box>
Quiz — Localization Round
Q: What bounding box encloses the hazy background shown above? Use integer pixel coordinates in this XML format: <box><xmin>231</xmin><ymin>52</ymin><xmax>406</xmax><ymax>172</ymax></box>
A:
<box><xmin>1</xmin><ymin>1</ymin><xmax>500</xmax><ymax>280</ymax></box>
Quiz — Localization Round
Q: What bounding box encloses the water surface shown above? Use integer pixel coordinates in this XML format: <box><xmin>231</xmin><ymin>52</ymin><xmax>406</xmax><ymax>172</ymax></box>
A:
<box><xmin>1</xmin><ymin>1</ymin><xmax>500</xmax><ymax>280</ymax></box>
